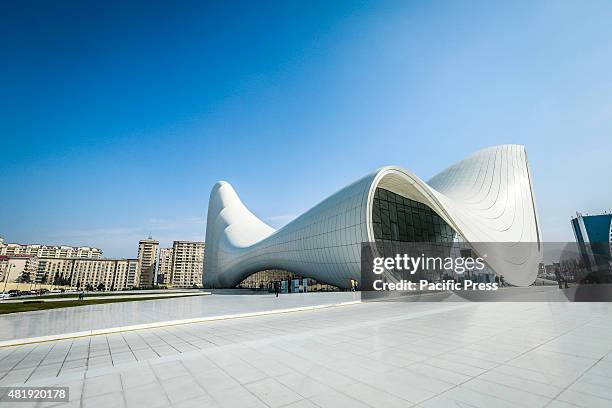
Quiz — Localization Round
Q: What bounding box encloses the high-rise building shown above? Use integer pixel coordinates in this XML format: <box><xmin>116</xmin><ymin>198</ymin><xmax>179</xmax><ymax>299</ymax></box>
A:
<box><xmin>37</xmin><ymin>258</ymin><xmax>74</xmax><ymax>286</ymax></box>
<box><xmin>0</xmin><ymin>237</ymin><xmax>142</xmax><ymax>291</ymax></box>
<box><xmin>157</xmin><ymin>247</ymin><xmax>174</xmax><ymax>285</ymax></box>
<box><xmin>170</xmin><ymin>241</ymin><xmax>204</xmax><ymax>288</ymax></box>
<box><xmin>71</xmin><ymin>258</ymin><xmax>139</xmax><ymax>291</ymax></box>
<box><xmin>0</xmin><ymin>242</ymin><xmax>102</xmax><ymax>258</ymax></box>
<box><xmin>37</xmin><ymin>258</ymin><xmax>139</xmax><ymax>290</ymax></box>
<box><xmin>137</xmin><ymin>237</ymin><xmax>159</xmax><ymax>287</ymax></box>
<box><xmin>571</xmin><ymin>212</ymin><xmax>612</xmax><ymax>275</ymax></box>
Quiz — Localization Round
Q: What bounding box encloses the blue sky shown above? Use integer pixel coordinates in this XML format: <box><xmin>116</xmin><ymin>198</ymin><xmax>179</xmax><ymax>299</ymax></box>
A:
<box><xmin>1</xmin><ymin>0</ymin><xmax>611</xmax><ymax>257</ymax></box>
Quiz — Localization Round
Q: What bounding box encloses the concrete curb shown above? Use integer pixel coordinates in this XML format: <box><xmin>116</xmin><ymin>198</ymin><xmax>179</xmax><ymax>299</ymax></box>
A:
<box><xmin>0</xmin><ymin>300</ymin><xmax>361</xmax><ymax>348</ymax></box>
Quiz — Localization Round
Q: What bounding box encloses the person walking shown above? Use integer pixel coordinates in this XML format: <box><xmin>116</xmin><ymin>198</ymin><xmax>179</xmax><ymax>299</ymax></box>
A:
<box><xmin>274</xmin><ymin>281</ymin><xmax>279</xmax><ymax>297</ymax></box>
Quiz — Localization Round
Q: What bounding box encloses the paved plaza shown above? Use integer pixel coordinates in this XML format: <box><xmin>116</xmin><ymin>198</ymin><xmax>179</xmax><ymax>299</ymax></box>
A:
<box><xmin>0</xmin><ymin>292</ymin><xmax>359</xmax><ymax>342</ymax></box>
<box><xmin>0</xmin><ymin>292</ymin><xmax>611</xmax><ymax>408</ymax></box>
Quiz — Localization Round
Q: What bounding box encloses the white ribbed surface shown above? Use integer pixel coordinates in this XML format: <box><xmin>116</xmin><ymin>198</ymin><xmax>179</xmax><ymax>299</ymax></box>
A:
<box><xmin>204</xmin><ymin>145</ymin><xmax>542</xmax><ymax>288</ymax></box>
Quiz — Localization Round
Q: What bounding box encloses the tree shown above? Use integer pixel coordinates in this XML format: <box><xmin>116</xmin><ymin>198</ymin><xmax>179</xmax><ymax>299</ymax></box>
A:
<box><xmin>17</xmin><ymin>272</ymin><xmax>31</xmax><ymax>283</ymax></box>
<box><xmin>96</xmin><ymin>283</ymin><xmax>105</xmax><ymax>291</ymax></box>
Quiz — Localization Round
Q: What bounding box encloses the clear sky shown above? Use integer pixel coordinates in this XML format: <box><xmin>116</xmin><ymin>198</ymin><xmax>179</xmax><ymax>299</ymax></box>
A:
<box><xmin>1</xmin><ymin>0</ymin><xmax>611</xmax><ymax>258</ymax></box>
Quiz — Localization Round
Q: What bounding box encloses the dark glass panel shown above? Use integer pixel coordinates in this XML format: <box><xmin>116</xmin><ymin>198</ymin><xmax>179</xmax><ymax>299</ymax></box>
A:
<box><xmin>391</xmin><ymin>223</ymin><xmax>399</xmax><ymax>240</ymax></box>
<box><xmin>372</xmin><ymin>188</ymin><xmax>456</xmax><ymax>244</ymax></box>
<box><xmin>373</xmin><ymin>223</ymin><xmax>382</xmax><ymax>237</ymax></box>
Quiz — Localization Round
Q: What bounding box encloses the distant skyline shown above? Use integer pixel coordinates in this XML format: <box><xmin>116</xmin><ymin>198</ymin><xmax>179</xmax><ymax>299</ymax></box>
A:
<box><xmin>2</xmin><ymin>1</ymin><xmax>612</xmax><ymax>257</ymax></box>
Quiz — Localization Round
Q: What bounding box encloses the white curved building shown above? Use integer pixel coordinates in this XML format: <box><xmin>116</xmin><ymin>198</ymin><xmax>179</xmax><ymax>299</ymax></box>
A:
<box><xmin>204</xmin><ymin>145</ymin><xmax>542</xmax><ymax>289</ymax></box>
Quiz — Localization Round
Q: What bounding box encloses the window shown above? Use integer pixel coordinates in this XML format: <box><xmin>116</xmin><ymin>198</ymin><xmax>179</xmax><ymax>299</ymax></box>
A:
<box><xmin>372</xmin><ymin>188</ymin><xmax>455</xmax><ymax>244</ymax></box>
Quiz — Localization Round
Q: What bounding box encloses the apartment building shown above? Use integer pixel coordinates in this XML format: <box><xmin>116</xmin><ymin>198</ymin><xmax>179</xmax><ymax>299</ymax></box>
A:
<box><xmin>170</xmin><ymin>241</ymin><xmax>204</xmax><ymax>288</ymax></box>
<box><xmin>37</xmin><ymin>258</ymin><xmax>139</xmax><ymax>290</ymax></box>
<box><xmin>0</xmin><ymin>242</ymin><xmax>102</xmax><ymax>259</ymax></box>
<box><xmin>157</xmin><ymin>247</ymin><xmax>173</xmax><ymax>285</ymax></box>
<box><xmin>37</xmin><ymin>258</ymin><xmax>74</xmax><ymax>285</ymax></box>
<box><xmin>137</xmin><ymin>237</ymin><xmax>159</xmax><ymax>287</ymax></box>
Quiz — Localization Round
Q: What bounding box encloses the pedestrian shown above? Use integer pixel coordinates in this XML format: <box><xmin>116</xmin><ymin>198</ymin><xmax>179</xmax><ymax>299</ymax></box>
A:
<box><xmin>274</xmin><ymin>281</ymin><xmax>279</xmax><ymax>297</ymax></box>
<box><xmin>78</xmin><ymin>290</ymin><xmax>85</xmax><ymax>300</ymax></box>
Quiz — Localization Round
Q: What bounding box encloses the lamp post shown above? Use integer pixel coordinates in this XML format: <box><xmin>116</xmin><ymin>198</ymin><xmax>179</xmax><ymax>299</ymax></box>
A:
<box><xmin>29</xmin><ymin>271</ymin><xmax>35</xmax><ymax>292</ymax></box>
<box><xmin>2</xmin><ymin>263</ymin><xmax>16</xmax><ymax>296</ymax></box>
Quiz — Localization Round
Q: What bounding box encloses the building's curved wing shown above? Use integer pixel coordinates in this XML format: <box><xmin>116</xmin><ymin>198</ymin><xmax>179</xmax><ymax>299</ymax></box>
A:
<box><xmin>204</xmin><ymin>144</ymin><xmax>542</xmax><ymax>288</ymax></box>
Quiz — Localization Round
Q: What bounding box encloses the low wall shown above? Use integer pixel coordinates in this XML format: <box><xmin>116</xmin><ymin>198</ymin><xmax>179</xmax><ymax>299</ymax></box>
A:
<box><xmin>1</xmin><ymin>282</ymin><xmax>75</xmax><ymax>292</ymax></box>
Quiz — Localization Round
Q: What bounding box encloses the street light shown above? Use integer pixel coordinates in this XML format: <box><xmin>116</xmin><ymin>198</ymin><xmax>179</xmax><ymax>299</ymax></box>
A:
<box><xmin>29</xmin><ymin>271</ymin><xmax>35</xmax><ymax>293</ymax></box>
<box><xmin>2</xmin><ymin>263</ymin><xmax>16</xmax><ymax>296</ymax></box>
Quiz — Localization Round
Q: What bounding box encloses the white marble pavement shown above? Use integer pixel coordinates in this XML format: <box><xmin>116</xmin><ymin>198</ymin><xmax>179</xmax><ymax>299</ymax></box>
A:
<box><xmin>0</xmin><ymin>298</ymin><xmax>611</xmax><ymax>407</ymax></box>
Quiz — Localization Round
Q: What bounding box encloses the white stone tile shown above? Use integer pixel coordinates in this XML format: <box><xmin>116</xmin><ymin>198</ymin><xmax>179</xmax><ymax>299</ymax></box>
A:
<box><xmin>424</xmin><ymin>357</ymin><xmax>487</xmax><ymax>377</ymax></box>
<box><xmin>120</xmin><ymin>366</ymin><xmax>158</xmax><ymax>389</ymax></box>
<box><xmin>161</xmin><ymin>375</ymin><xmax>207</xmax><ymax>405</ymax></box>
<box><xmin>405</xmin><ymin>362</ymin><xmax>472</xmax><ymax>385</ymax></box>
<box><xmin>570</xmin><ymin>379</ymin><xmax>612</xmax><ymax>401</ymax></box>
<box><xmin>364</xmin><ymin>375</ymin><xmax>439</xmax><ymax>404</ymax></box>
<box><xmin>420</xmin><ymin>394</ymin><xmax>480</xmax><ymax>407</ymax></box>
<box><xmin>192</xmin><ymin>367</ymin><xmax>241</xmax><ymax>393</ymax></box>
<box><xmin>556</xmin><ymin>389</ymin><xmax>612</xmax><ymax>408</ymax></box>
<box><xmin>222</xmin><ymin>362</ymin><xmax>268</xmax><ymax>384</ymax></box>
<box><xmin>150</xmin><ymin>360</ymin><xmax>188</xmax><ymax>380</ymax></box>
<box><xmin>82</xmin><ymin>391</ymin><xmax>125</xmax><ymax>408</ymax></box>
<box><xmin>208</xmin><ymin>385</ymin><xmax>268</xmax><ymax>408</ymax></box>
<box><xmin>461</xmin><ymin>378</ymin><xmax>551</xmax><ymax>407</ymax></box>
<box><xmin>579</xmin><ymin>371</ymin><xmax>612</xmax><ymax>388</ymax></box>
<box><xmin>302</xmin><ymin>365</ymin><xmax>354</xmax><ymax>389</ymax></box>
<box><xmin>171</xmin><ymin>394</ymin><xmax>219</xmax><ymax>408</ymax></box>
<box><xmin>382</xmin><ymin>367</ymin><xmax>455</xmax><ymax>394</ymax></box>
<box><xmin>506</xmin><ymin>350</ymin><xmax>596</xmax><ymax>378</ymax></box>
<box><xmin>478</xmin><ymin>370</ymin><xmax>562</xmax><ymax>398</ymax></box>
<box><xmin>281</xmin><ymin>400</ymin><xmax>320</xmax><ymax>408</ymax></box>
<box><xmin>309</xmin><ymin>389</ymin><xmax>371</xmax><ymax>408</ymax></box>
<box><xmin>489</xmin><ymin>364</ymin><xmax>574</xmax><ymax>388</ymax></box>
<box><xmin>588</xmin><ymin>360</ymin><xmax>612</xmax><ymax>378</ymax></box>
<box><xmin>546</xmin><ymin>401</ymin><xmax>579</xmax><ymax>408</ymax></box>
<box><xmin>82</xmin><ymin>373</ymin><xmax>122</xmax><ymax>399</ymax></box>
<box><xmin>248</xmin><ymin>357</ymin><xmax>295</xmax><ymax>377</ymax></box>
<box><xmin>437</xmin><ymin>386</ymin><xmax>524</xmax><ymax>408</ymax></box>
<box><xmin>276</xmin><ymin>371</ymin><xmax>332</xmax><ymax>398</ymax></box>
<box><xmin>340</xmin><ymin>381</ymin><xmax>413</xmax><ymax>408</ymax></box>
<box><xmin>245</xmin><ymin>377</ymin><xmax>303</xmax><ymax>407</ymax></box>
<box><xmin>124</xmin><ymin>382</ymin><xmax>169</xmax><ymax>408</ymax></box>
<box><xmin>45</xmin><ymin>400</ymin><xmax>81</xmax><ymax>408</ymax></box>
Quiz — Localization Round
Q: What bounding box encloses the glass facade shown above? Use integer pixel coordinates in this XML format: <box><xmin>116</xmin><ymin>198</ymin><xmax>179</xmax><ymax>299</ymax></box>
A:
<box><xmin>371</xmin><ymin>188</ymin><xmax>460</xmax><ymax>283</ymax></box>
<box><xmin>372</xmin><ymin>188</ymin><xmax>455</xmax><ymax>243</ymax></box>
<box><xmin>571</xmin><ymin>214</ymin><xmax>612</xmax><ymax>278</ymax></box>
